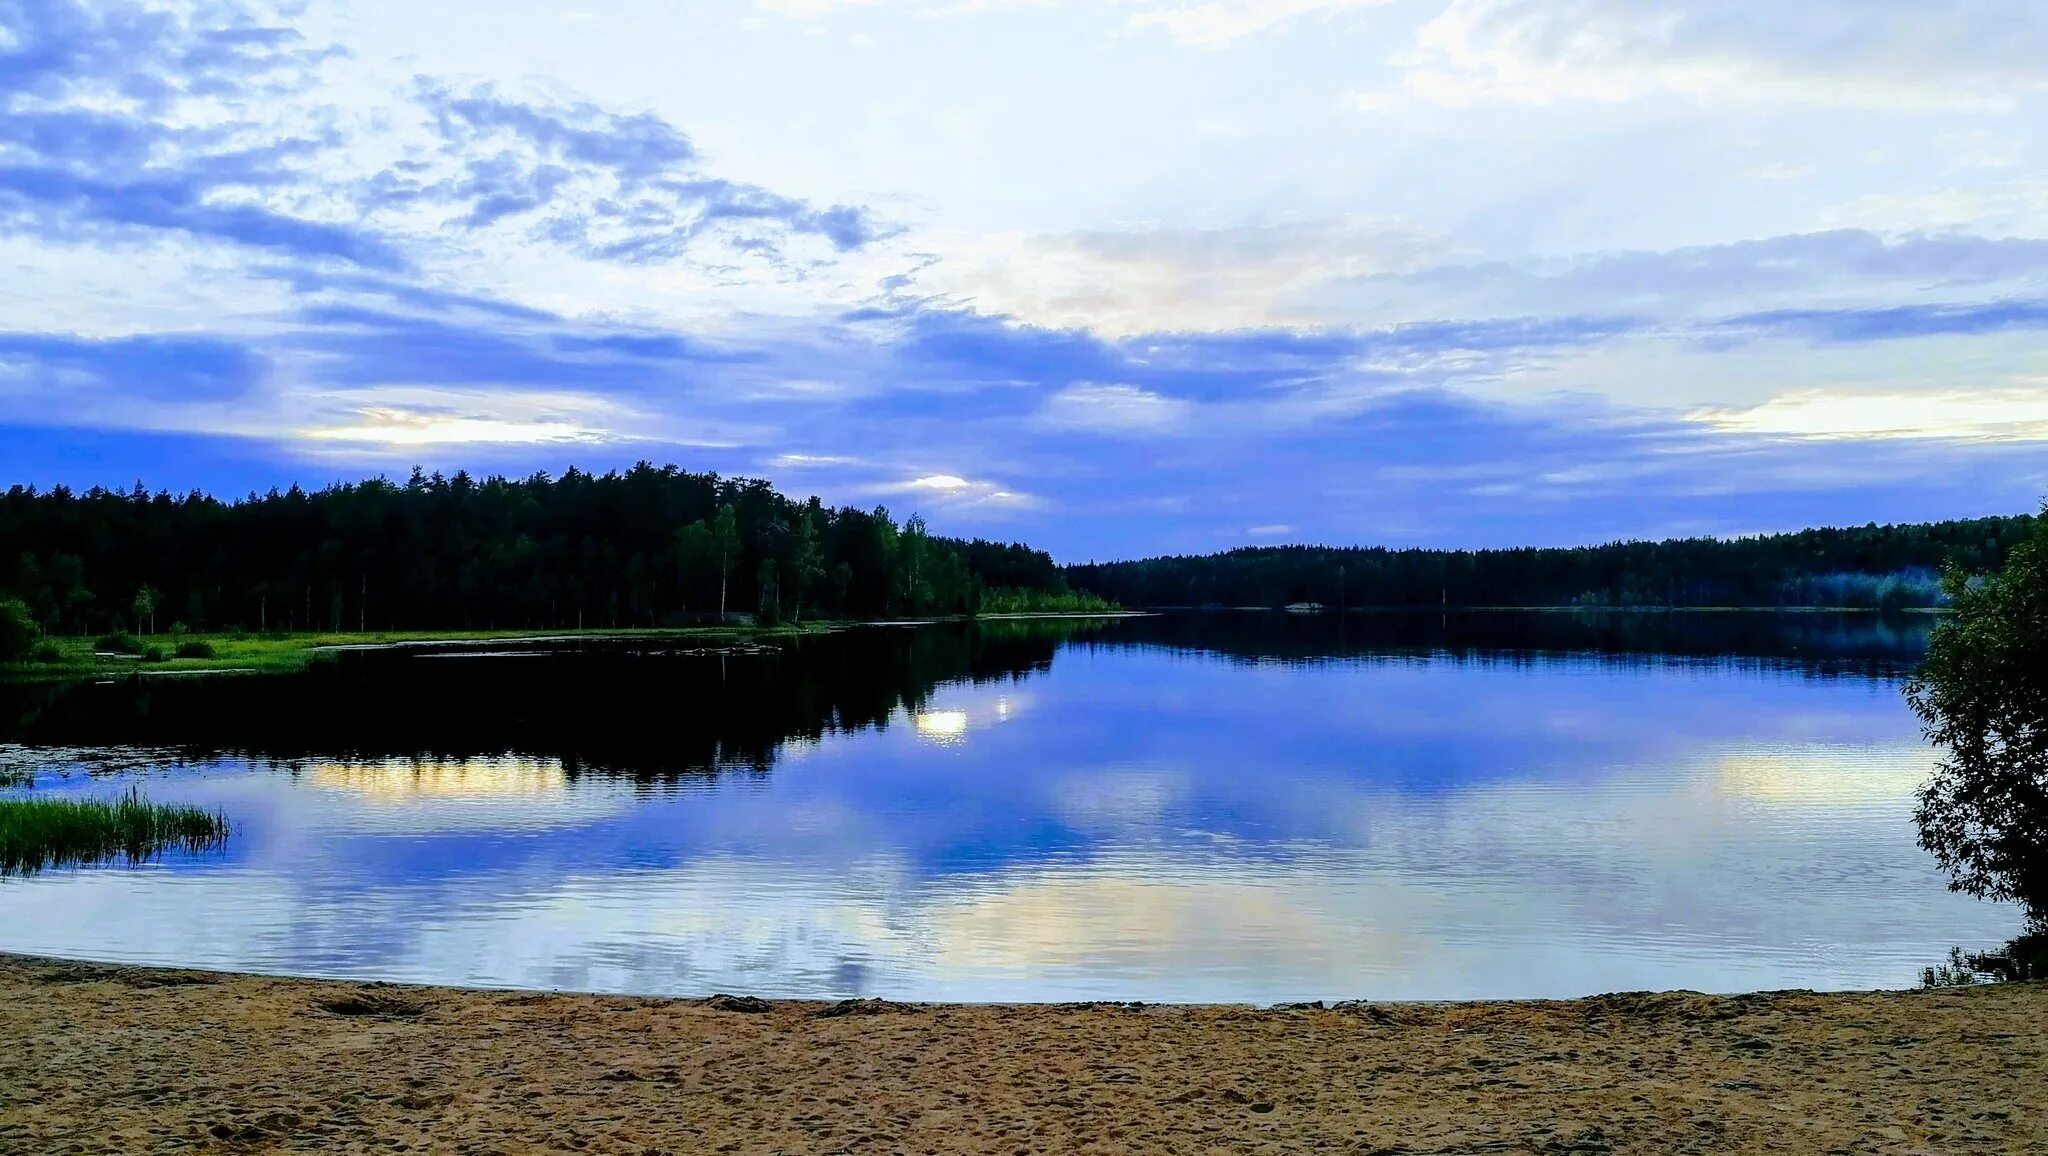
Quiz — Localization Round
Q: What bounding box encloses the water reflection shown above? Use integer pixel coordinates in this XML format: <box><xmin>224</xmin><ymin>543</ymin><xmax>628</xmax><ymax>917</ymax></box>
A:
<box><xmin>1098</xmin><ymin>609</ymin><xmax>1935</xmax><ymax>673</ymax></box>
<box><xmin>0</xmin><ymin>622</ymin><xmax>1072</xmax><ymax>778</ymax></box>
<box><xmin>914</xmin><ymin>710</ymin><xmax>971</xmax><ymax>743</ymax></box>
<box><xmin>307</xmin><ymin>757</ymin><xmax>571</xmax><ymax>801</ymax></box>
<box><xmin>0</xmin><ymin>612</ymin><xmax>2028</xmax><ymax>1001</ymax></box>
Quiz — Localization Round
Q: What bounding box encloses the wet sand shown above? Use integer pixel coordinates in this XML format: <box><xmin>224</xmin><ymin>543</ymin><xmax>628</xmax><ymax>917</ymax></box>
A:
<box><xmin>2</xmin><ymin>954</ymin><xmax>2041</xmax><ymax>1154</ymax></box>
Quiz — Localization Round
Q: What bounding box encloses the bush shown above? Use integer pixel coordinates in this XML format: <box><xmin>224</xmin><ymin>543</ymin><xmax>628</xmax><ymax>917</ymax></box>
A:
<box><xmin>29</xmin><ymin>639</ymin><xmax>64</xmax><ymax>664</ymax></box>
<box><xmin>0</xmin><ymin>599</ymin><xmax>38</xmax><ymax>662</ymax></box>
<box><xmin>140</xmin><ymin>646</ymin><xmax>166</xmax><ymax>662</ymax></box>
<box><xmin>168</xmin><ymin>621</ymin><xmax>190</xmax><ymax>636</ymax></box>
<box><xmin>95</xmin><ymin>631</ymin><xmax>145</xmax><ymax>655</ymax></box>
<box><xmin>174</xmin><ymin>640</ymin><xmax>216</xmax><ymax>659</ymax></box>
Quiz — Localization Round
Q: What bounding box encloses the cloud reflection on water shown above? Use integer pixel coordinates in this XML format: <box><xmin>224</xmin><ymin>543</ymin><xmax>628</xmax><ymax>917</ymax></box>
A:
<box><xmin>0</xmin><ymin>620</ymin><xmax>2025</xmax><ymax>1001</ymax></box>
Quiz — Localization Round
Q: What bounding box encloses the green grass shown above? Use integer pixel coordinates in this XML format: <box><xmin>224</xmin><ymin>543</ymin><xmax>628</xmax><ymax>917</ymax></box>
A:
<box><xmin>977</xmin><ymin>588</ymin><xmax>1123</xmax><ymax>615</ymax></box>
<box><xmin>0</xmin><ymin>787</ymin><xmax>230</xmax><ymax>875</ymax></box>
<box><xmin>0</xmin><ymin>621</ymin><xmax>856</xmax><ymax>680</ymax></box>
<box><xmin>0</xmin><ymin>610</ymin><xmax>1134</xmax><ymax>681</ymax></box>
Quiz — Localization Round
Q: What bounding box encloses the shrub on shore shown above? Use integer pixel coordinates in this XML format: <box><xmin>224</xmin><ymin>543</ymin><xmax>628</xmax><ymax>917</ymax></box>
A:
<box><xmin>174</xmin><ymin>640</ymin><xmax>217</xmax><ymax>659</ymax></box>
<box><xmin>978</xmin><ymin>588</ymin><xmax>1121</xmax><ymax>615</ymax></box>
<box><xmin>0</xmin><ymin>599</ymin><xmax>39</xmax><ymax>662</ymax></box>
<box><xmin>95</xmin><ymin>631</ymin><xmax>145</xmax><ymax>655</ymax></box>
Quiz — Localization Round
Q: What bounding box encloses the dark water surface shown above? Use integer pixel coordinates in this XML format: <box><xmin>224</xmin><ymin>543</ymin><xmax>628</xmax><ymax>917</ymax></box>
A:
<box><xmin>0</xmin><ymin>612</ymin><xmax>2023</xmax><ymax>1001</ymax></box>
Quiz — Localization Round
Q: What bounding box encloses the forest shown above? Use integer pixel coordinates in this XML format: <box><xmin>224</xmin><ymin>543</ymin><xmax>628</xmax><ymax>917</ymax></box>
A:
<box><xmin>1064</xmin><ymin>514</ymin><xmax>2038</xmax><ymax>610</ymax></box>
<box><xmin>2</xmin><ymin>461</ymin><xmax>2034</xmax><ymax>644</ymax></box>
<box><xmin>0</xmin><ymin>464</ymin><xmax>1074</xmax><ymax>637</ymax></box>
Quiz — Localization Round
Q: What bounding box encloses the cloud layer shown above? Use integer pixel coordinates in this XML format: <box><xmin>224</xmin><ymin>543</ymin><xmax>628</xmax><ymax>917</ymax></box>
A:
<box><xmin>2</xmin><ymin>0</ymin><xmax>2045</xmax><ymax>558</ymax></box>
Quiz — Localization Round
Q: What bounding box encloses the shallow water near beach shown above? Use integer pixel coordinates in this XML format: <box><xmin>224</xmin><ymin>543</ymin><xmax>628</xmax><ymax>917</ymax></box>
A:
<box><xmin>0</xmin><ymin>612</ymin><xmax>2023</xmax><ymax>1002</ymax></box>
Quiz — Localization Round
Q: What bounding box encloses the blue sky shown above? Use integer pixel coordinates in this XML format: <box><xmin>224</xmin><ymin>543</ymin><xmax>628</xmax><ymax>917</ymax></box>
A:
<box><xmin>2</xmin><ymin>0</ymin><xmax>2046</xmax><ymax>559</ymax></box>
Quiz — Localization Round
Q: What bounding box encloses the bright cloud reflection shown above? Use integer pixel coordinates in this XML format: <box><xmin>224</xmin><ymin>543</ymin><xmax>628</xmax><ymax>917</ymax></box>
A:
<box><xmin>295</xmin><ymin>755</ymin><xmax>631</xmax><ymax>834</ymax></box>
<box><xmin>1713</xmin><ymin>745</ymin><xmax>1934</xmax><ymax>805</ymax></box>
<box><xmin>914</xmin><ymin>709</ymin><xmax>970</xmax><ymax>743</ymax></box>
<box><xmin>308</xmin><ymin>756</ymin><xmax>570</xmax><ymax>801</ymax></box>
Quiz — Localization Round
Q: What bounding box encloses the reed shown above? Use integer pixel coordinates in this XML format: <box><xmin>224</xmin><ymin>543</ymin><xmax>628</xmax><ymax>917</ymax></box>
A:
<box><xmin>0</xmin><ymin>788</ymin><xmax>229</xmax><ymax>875</ymax></box>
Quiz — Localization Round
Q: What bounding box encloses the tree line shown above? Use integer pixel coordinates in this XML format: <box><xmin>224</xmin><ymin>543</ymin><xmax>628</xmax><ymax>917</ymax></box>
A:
<box><xmin>1064</xmin><ymin>515</ymin><xmax>2037</xmax><ymax>610</ymax></box>
<box><xmin>0</xmin><ymin>464</ymin><xmax>1073</xmax><ymax>640</ymax></box>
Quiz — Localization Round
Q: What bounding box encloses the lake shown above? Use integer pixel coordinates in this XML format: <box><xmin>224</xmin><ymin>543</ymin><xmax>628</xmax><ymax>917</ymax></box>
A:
<box><xmin>0</xmin><ymin>612</ymin><xmax>2025</xmax><ymax>1003</ymax></box>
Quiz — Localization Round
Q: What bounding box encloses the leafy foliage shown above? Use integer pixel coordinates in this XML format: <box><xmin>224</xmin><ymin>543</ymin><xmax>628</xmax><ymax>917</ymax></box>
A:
<box><xmin>978</xmin><ymin>588</ymin><xmax>1120</xmax><ymax>615</ymax></box>
<box><xmin>1907</xmin><ymin>513</ymin><xmax>2048</xmax><ymax>913</ymax></box>
<box><xmin>0</xmin><ymin>598</ymin><xmax>37</xmax><ymax>663</ymax></box>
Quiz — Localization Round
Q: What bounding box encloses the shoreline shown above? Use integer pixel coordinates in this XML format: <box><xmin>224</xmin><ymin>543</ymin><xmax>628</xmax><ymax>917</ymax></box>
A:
<box><xmin>0</xmin><ymin>946</ymin><xmax>1994</xmax><ymax>1009</ymax></box>
<box><xmin>0</xmin><ymin>606</ymin><xmax>1928</xmax><ymax>682</ymax></box>
<box><xmin>0</xmin><ymin>613</ymin><xmax>1147</xmax><ymax>681</ymax></box>
<box><xmin>4</xmin><ymin>954</ymin><xmax>2041</xmax><ymax>1153</ymax></box>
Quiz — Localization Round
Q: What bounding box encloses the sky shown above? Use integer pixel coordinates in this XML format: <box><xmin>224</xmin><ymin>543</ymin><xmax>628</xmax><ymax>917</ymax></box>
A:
<box><xmin>2</xmin><ymin>0</ymin><xmax>2046</xmax><ymax>560</ymax></box>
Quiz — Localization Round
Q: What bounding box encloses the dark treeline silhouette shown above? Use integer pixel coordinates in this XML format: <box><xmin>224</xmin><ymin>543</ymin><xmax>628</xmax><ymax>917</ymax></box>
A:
<box><xmin>0</xmin><ymin>622</ymin><xmax>1087</xmax><ymax>780</ymax></box>
<box><xmin>1065</xmin><ymin>515</ymin><xmax>2035</xmax><ymax>610</ymax></box>
<box><xmin>0</xmin><ymin>464</ymin><xmax>1069</xmax><ymax>635</ymax></box>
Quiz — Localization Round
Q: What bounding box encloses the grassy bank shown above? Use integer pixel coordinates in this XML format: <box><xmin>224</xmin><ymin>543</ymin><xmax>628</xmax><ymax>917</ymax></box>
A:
<box><xmin>0</xmin><ymin>621</ymin><xmax>857</xmax><ymax>680</ymax></box>
<box><xmin>0</xmin><ymin>608</ymin><xmax>1144</xmax><ymax>681</ymax></box>
<box><xmin>0</xmin><ymin>789</ymin><xmax>229</xmax><ymax>875</ymax></box>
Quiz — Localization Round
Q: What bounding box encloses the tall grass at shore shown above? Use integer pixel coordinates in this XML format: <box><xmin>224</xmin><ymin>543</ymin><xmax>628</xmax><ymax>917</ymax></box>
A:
<box><xmin>0</xmin><ymin>788</ymin><xmax>229</xmax><ymax>875</ymax></box>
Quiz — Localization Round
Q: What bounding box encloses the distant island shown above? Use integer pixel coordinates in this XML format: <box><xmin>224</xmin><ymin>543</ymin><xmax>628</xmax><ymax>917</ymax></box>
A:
<box><xmin>0</xmin><ymin>464</ymin><xmax>2032</xmax><ymax>645</ymax></box>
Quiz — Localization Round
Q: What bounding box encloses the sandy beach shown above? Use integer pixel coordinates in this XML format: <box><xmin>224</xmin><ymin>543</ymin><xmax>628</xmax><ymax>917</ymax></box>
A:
<box><xmin>0</xmin><ymin>954</ymin><xmax>2040</xmax><ymax>1154</ymax></box>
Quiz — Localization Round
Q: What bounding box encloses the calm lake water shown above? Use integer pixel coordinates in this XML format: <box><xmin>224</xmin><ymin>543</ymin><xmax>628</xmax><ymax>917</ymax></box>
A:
<box><xmin>0</xmin><ymin>612</ymin><xmax>2025</xmax><ymax>1002</ymax></box>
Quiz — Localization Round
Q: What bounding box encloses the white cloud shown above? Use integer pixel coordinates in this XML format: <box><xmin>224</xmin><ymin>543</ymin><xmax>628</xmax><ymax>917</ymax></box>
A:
<box><xmin>299</xmin><ymin>410</ymin><xmax>618</xmax><ymax>446</ymax></box>
<box><xmin>918</xmin><ymin>218</ymin><xmax>1443</xmax><ymax>335</ymax></box>
<box><xmin>1692</xmin><ymin>386</ymin><xmax>2048</xmax><ymax>442</ymax></box>
<box><xmin>768</xmin><ymin>452</ymin><xmax>866</xmax><ymax>468</ymax></box>
<box><xmin>928</xmin><ymin>227</ymin><xmax>2048</xmax><ymax>344</ymax></box>
<box><xmin>867</xmin><ymin>473</ymin><xmax>1039</xmax><ymax>508</ymax></box>
<box><xmin>289</xmin><ymin>387</ymin><xmax>646</xmax><ymax>448</ymax></box>
<box><xmin>1037</xmin><ymin>383</ymin><xmax>1193</xmax><ymax>435</ymax></box>
<box><xmin>1344</xmin><ymin>230</ymin><xmax>2048</xmax><ymax>330</ymax></box>
<box><xmin>753</xmin><ymin>0</ymin><xmax>1387</xmax><ymax>47</ymax></box>
<box><xmin>1821</xmin><ymin>183</ymin><xmax>2048</xmax><ymax>238</ymax></box>
<box><xmin>1400</xmin><ymin>0</ymin><xmax>2048</xmax><ymax>111</ymax></box>
<box><xmin>1124</xmin><ymin>0</ymin><xmax>1389</xmax><ymax>48</ymax></box>
<box><xmin>1344</xmin><ymin>89</ymin><xmax>1404</xmax><ymax>113</ymax></box>
<box><xmin>1246</xmin><ymin>523</ymin><xmax>1296</xmax><ymax>537</ymax></box>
